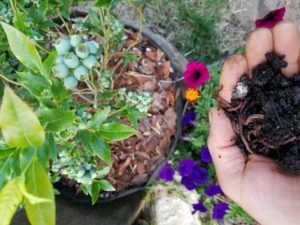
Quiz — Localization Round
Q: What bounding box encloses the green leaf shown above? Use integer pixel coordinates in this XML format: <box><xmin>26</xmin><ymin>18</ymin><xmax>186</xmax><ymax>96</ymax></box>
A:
<box><xmin>0</xmin><ymin>87</ymin><xmax>45</xmax><ymax>148</ymax></box>
<box><xmin>17</xmin><ymin>72</ymin><xmax>50</xmax><ymax>97</ymax></box>
<box><xmin>98</xmin><ymin>180</ymin><xmax>115</xmax><ymax>192</ymax></box>
<box><xmin>43</xmin><ymin>51</ymin><xmax>57</xmax><ymax>72</ymax></box>
<box><xmin>90</xmin><ymin>107</ymin><xmax>110</xmax><ymax>129</ymax></box>
<box><xmin>24</xmin><ymin>161</ymin><xmax>55</xmax><ymax>225</ymax></box>
<box><xmin>0</xmin><ymin>22</ymin><xmax>42</xmax><ymax>73</ymax></box>
<box><xmin>126</xmin><ymin>109</ymin><xmax>138</xmax><ymax>129</ymax></box>
<box><xmin>19</xmin><ymin>147</ymin><xmax>35</xmax><ymax>172</ymax></box>
<box><xmin>98</xmin><ymin>123</ymin><xmax>136</xmax><ymax>141</ymax></box>
<box><xmin>39</xmin><ymin>109</ymin><xmax>75</xmax><ymax>132</ymax></box>
<box><xmin>90</xmin><ymin>182</ymin><xmax>101</xmax><ymax>205</ymax></box>
<box><xmin>97</xmin><ymin>166</ymin><xmax>111</xmax><ymax>178</ymax></box>
<box><xmin>95</xmin><ymin>0</ymin><xmax>111</xmax><ymax>8</ymax></box>
<box><xmin>51</xmin><ymin>80</ymin><xmax>71</xmax><ymax>103</ymax></box>
<box><xmin>88</xmin><ymin>9</ymin><xmax>101</xmax><ymax>28</ymax></box>
<box><xmin>0</xmin><ymin>148</ymin><xmax>16</xmax><ymax>160</ymax></box>
<box><xmin>0</xmin><ymin>156</ymin><xmax>14</xmax><ymax>189</ymax></box>
<box><xmin>90</xmin><ymin>133</ymin><xmax>111</xmax><ymax>165</ymax></box>
<box><xmin>38</xmin><ymin>134</ymin><xmax>57</xmax><ymax>167</ymax></box>
<box><xmin>0</xmin><ymin>177</ymin><xmax>24</xmax><ymax>225</ymax></box>
<box><xmin>20</xmin><ymin>185</ymin><xmax>52</xmax><ymax>204</ymax></box>
<box><xmin>78</xmin><ymin>130</ymin><xmax>93</xmax><ymax>152</ymax></box>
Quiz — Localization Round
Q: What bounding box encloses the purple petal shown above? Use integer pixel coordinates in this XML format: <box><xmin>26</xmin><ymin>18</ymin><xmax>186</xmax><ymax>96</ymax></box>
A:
<box><xmin>212</xmin><ymin>202</ymin><xmax>229</xmax><ymax>221</ymax></box>
<box><xmin>192</xmin><ymin>201</ymin><xmax>207</xmax><ymax>213</ymax></box>
<box><xmin>159</xmin><ymin>163</ymin><xmax>175</xmax><ymax>182</ymax></box>
<box><xmin>182</xmin><ymin>111</ymin><xmax>197</xmax><ymax>126</ymax></box>
<box><xmin>180</xmin><ymin>176</ymin><xmax>196</xmax><ymax>190</ymax></box>
<box><xmin>178</xmin><ymin>159</ymin><xmax>196</xmax><ymax>177</ymax></box>
<box><xmin>200</xmin><ymin>146</ymin><xmax>212</xmax><ymax>163</ymax></box>
<box><xmin>190</xmin><ymin>167</ymin><xmax>208</xmax><ymax>185</ymax></box>
<box><xmin>204</xmin><ymin>184</ymin><xmax>222</xmax><ymax>197</ymax></box>
<box><xmin>255</xmin><ymin>7</ymin><xmax>286</xmax><ymax>29</ymax></box>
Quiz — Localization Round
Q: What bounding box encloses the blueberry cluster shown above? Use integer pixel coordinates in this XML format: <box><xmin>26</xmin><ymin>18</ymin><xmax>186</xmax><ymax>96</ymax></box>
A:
<box><xmin>52</xmin><ymin>35</ymin><xmax>101</xmax><ymax>90</ymax></box>
<box><xmin>52</xmin><ymin>150</ymin><xmax>108</xmax><ymax>185</ymax></box>
<box><xmin>127</xmin><ymin>91</ymin><xmax>152</xmax><ymax>113</ymax></box>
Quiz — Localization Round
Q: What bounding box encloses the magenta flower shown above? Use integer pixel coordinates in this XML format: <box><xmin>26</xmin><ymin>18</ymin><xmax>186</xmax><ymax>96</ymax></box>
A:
<box><xmin>204</xmin><ymin>184</ymin><xmax>222</xmax><ymax>197</ymax></box>
<box><xmin>192</xmin><ymin>201</ymin><xmax>207</xmax><ymax>214</ymax></box>
<box><xmin>200</xmin><ymin>146</ymin><xmax>212</xmax><ymax>163</ymax></box>
<box><xmin>159</xmin><ymin>163</ymin><xmax>175</xmax><ymax>182</ymax></box>
<box><xmin>212</xmin><ymin>202</ymin><xmax>229</xmax><ymax>221</ymax></box>
<box><xmin>184</xmin><ymin>61</ymin><xmax>210</xmax><ymax>88</ymax></box>
<box><xmin>255</xmin><ymin>7</ymin><xmax>286</xmax><ymax>29</ymax></box>
<box><xmin>178</xmin><ymin>159</ymin><xmax>196</xmax><ymax>177</ymax></box>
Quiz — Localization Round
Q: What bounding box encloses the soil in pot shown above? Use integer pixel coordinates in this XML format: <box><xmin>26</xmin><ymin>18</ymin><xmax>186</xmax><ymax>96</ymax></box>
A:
<box><xmin>216</xmin><ymin>53</ymin><xmax>300</xmax><ymax>173</ymax></box>
<box><xmin>54</xmin><ymin>25</ymin><xmax>179</xmax><ymax>199</ymax></box>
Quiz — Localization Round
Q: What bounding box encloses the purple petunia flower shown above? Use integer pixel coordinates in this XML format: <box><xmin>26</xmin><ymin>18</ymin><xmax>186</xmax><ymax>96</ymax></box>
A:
<box><xmin>159</xmin><ymin>163</ymin><xmax>175</xmax><ymax>182</ymax></box>
<box><xmin>204</xmin><ymin>184</ymin><xmax>222</xmax><ymax>197</ymax></box>
<box><xmin>255</xmin><ymin>7</ymin><xmax>286</xmax><ymax>29</ymax></box>
<box><xmin>180</xmin><ymin>176</ymin><xmax>197</xmax><ymax>190</ymax></box>
<box><xmin>190</xmin><ymin>167</ymin><xmax>209</xmax><ymax>185</ymax></box>
<box><xmin>178</xmin><ymin>159</ymin><xmax>196</xmax><ymax>177</ymax></box>
<box><xmin>200</xmin><ymin>146</ymin><xmax>212</xmax><ymax>163</ymax></box>
<box><xmin>182</xmin><ymin>111</ymin><xmax>197</xmax><ymax>126</ymax></box>
<box><xmin>192</xmin><ymin>201</ymin><xmax>207</xmax><ymax>214</ymax></box>
<box><xmin>212</xmin><ymin>202</ymin><xmax>229</xmax><ymax>221</ymax></box>
<box><xmin>184</xmin><ymin>61</ymin><xmax>210</xmax><ymax>88</ymax></box>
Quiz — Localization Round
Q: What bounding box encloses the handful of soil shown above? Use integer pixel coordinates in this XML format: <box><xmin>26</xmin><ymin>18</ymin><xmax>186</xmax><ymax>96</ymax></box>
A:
<box><xmin>216</xmin><ymin>53</ymin><xmax>300</xmax><ymax>174</ymax></box>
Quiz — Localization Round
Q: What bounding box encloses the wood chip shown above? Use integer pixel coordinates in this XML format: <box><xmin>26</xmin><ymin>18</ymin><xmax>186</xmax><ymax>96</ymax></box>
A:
<box><xmin>118</xmin><ymin>157</ymin><xmax>132</xmax><ymax>176</ymax></box>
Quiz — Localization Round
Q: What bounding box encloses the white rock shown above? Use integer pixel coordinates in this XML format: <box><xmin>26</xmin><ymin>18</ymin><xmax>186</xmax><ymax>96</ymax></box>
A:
<box><xmin>152</xmin><ymin>182</ymin><xmax>201</xmax><ymax>225</ymax></box>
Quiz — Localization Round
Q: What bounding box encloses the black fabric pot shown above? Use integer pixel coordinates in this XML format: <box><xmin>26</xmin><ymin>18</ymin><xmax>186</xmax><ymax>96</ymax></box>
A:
<box><xmin>54</xmin><ymin>10</ymin><xmax>187</xmax><ymax>203</ymax></box>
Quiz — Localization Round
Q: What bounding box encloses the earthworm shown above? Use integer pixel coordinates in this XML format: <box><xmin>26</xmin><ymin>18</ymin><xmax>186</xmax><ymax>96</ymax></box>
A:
<box><xmin>231</xmin><ymin>121</ymin><xmax>240</xmax><ymax>134</ymax></box>
<box><xmin>243</xmin><ymin>114</ymin><xmax>265</xmax><ymax>126</ymax></box>
<box><xmin>246</xmin><ymin>125</ymin><xmax>262</xmax><ymax>141</ymax></box>
<box><xmin>253</xmin><ymin>140</ymin><xmax>277</xmax><ymax>149</ymax></box>
<box><xmin>227</xmin><ymin>100</ymin><xmax>245</xmax><ymax>112</ymax></box>
<box><xmin>213</xmin><ymin>86</ymin><xmax>233</xmax><ymax>109</ymax></box>
<box><xmin>238</xmin><ymin>114</ymin><xmax>254</xmax><ymax>154</ymax></box>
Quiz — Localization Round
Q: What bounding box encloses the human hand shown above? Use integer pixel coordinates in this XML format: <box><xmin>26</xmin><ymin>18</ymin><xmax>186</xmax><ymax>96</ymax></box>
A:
<box><xmin>208</xmin><ymin>21</ymin><xmax>300</xmax><ymax>225</ymax></box>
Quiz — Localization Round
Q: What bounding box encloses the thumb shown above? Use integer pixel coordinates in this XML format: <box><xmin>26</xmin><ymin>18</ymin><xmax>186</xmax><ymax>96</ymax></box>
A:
<box><xmin>207</xmin><ymin>107</ymin><xmax>246</xmax><ymax>202</ymax></box>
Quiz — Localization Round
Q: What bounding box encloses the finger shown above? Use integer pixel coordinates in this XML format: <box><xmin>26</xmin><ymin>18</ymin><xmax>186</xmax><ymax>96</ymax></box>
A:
<box><xmin>245</xmin><ymin>28</ymin><xmax>273</xmax><ymax>73</ymax></box>
<box><xmin>219</xmin><ymin>54</ymin><xmax>248</xmax><ymax>102</ymax></box>
<box><xmin>273</xmin><ymin>21</ymin><xmax>300</xmax><ymax>76</ymax></box>
<box><xmin>208</xmin><ymin>107</ymin><xmax>246</xmax><ymax>202</ymax></box>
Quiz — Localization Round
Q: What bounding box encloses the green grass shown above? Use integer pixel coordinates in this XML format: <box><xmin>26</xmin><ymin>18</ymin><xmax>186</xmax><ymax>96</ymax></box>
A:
<box><xmin>142</xmin><ymin>0</ymin><xmax>225</xmax><ymax>63</ymax></box>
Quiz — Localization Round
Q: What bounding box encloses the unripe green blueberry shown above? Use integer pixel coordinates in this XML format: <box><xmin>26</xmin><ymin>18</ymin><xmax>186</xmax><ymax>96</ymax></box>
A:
<box><xmin>55</xmin><ymin>38</ymin><xmax>71</xmax><ymax>55</ymax></box>
<box><xmin>83</xmin><ymin>55</ymin><xmax>97</xmax><ymax>69</ymax></box>
<box><xmin>64</xmin><ymin>76</ymin><xmax>78</xmax><ymax>90</ymax></box>
<box><xmin>75</xmin><ymin>43</ymin><xmax>89</xmax><ymax>59</ymax></box>
<box><xmin>52</xmin><ymin>63</ymin><xmax>69</xmax><ymax>79</ymax></box>
<box><xmin>74</xmin><ymin>65</ymin><xmax>89</xmax><ymax>81</ymax></box>
<box><xmin>84</xmin><ymin>163</ymin><xmax>92</xmax><ymax>171</ymax></box>
<box><xmin>74</xmin><ymin>116</ymin><xmax>82</xmax><ymax>124</ymax></box>
<box><xmin>70</xmin><ymin>34</ymin><xmax>82</xmax><ymax>47</ymax></box>
<box><xmin>86</xmin><ymin>41</ymin><xmax>100</xmax><ymax>54</ymax></box>
<box><xmin>64</xmin><ymin>53</ymin><xmax>79</xmax><ymax>69</ymax></box>
<box><xmin>55</xmin><ymin>56</ymin><xmax>64</xmax><ymax>64</ymax></box>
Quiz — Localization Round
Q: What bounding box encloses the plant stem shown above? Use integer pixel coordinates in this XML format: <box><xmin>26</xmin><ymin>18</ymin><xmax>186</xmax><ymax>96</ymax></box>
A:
<box><xmin>127</xmin><ymin>0</ymin><xmax>144</xmax><ymax>49</ymax></box>
<box><xmin>58</xmin><ymin>11</ymin><xmax>71</xmax><ymax>35</ymax></box>
<box><xmin>0</xmin><ymin>74</ymin><xmax>25</xmax><ymax>88</ymax></box>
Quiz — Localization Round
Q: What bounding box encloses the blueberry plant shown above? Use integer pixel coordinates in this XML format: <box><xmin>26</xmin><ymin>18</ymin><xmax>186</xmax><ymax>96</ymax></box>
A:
<box><xmin>0</xmin><ymin>0</ymin><xmax>150</xmax><ymax>224</ymax></box>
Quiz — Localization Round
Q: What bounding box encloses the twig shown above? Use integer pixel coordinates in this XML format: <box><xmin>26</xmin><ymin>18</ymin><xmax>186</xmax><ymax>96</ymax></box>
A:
<box><xmin>74</xmin><ymin>93</ymin><xmax>94</xmax><ymax>104</ymax></box>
